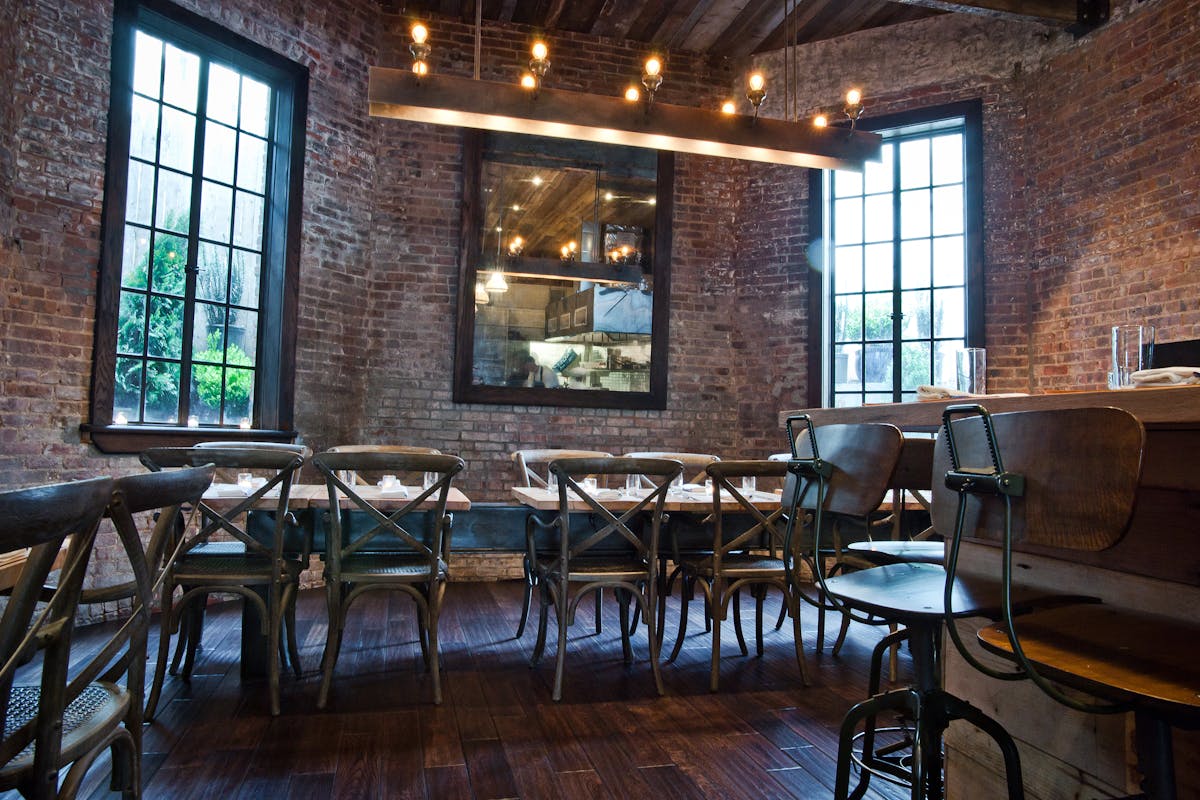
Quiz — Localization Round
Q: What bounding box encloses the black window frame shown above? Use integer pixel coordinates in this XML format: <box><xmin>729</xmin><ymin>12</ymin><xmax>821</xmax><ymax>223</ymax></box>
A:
<box><xmin>807</xmin><ymin>100</ymin><xmax>984</xmax><ymax>408</ymax></box>
<box><xmin>85</xmin><ymin>0</ymin><xmax>307</xmax><ymax>453</ymax></box>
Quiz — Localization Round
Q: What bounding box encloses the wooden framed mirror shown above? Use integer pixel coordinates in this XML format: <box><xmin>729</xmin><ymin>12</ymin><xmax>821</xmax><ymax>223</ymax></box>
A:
<box><xmin>453</xmin><ymin>131</ymin><xmax>673</xmax><ymax>409</ymax></box>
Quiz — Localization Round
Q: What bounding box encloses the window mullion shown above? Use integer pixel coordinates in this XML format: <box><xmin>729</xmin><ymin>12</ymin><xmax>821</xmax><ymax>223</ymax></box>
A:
<box><xmin>178</xmin><ymin>57</ymin><xmax>210</xmax><ymax>423</ymax></box>
<box><xmin>890</xmin><ymin>138</ymin><xmax>903</xmax><ymax>402</ymax></box>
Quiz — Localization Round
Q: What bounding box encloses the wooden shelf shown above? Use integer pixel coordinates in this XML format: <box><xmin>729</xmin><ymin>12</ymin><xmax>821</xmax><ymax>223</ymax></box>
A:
<box><xmin>495</xmin><ymin>255</ymin><xmax>642</xmax><ymax>286</ymax></box>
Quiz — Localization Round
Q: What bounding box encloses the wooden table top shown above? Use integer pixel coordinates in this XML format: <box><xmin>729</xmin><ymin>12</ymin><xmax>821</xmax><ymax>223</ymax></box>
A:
<box><xmin>511</xmin><ymin>485</ymin><xmax>782</xmax><ymax>513</ymax></box>
<box><xmin>203</xmin><ymin>483</ymin><xmax>472</xmax><ymax>511</ymax></box>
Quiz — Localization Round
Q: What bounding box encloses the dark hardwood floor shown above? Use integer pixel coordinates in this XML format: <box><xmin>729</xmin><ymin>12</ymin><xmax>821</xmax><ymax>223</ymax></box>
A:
<box><xmin>23</xmin><ymin>581</ymin><xmax>914</xmax><ymax>799</ymax></box>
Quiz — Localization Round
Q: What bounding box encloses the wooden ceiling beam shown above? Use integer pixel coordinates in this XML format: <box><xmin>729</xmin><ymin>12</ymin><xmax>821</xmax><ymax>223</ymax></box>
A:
<box><xmin>886</xmin><ymin>0</ymin><xmax>1086</xmax><ymax>26</ymax></box>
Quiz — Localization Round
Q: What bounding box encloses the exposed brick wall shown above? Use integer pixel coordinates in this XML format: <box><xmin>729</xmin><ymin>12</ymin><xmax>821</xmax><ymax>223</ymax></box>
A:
<box><xmin>1</xmin><ymin>0</ymin><xmax>1197</xmax><ymax>605</ymax></box>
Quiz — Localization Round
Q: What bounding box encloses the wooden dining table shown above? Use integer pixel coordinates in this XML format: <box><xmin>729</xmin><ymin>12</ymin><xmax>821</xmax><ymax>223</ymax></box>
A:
<box><xmin>511</xmin><ymin>484</ymin><xmax>782</xmax><ymax>513</ymax></box>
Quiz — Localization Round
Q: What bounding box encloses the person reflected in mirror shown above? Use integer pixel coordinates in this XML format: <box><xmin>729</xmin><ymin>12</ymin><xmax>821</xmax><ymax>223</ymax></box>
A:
<box><xmin>513</xmin><ymin>351</ymin><xmax>560</xmax><ymax>388</ymax></box>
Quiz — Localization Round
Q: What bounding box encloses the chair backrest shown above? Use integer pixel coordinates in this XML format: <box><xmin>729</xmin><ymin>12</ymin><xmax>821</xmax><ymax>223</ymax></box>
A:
<box><xmin>139</xmin><ymin>446</ymin><xmax>307</xmax><ymax>560</ymax></box>
<box><xmin>787</xmin><ymin>422</ymin><xmax>906</xmax><ymax>517</ymax></box>
<box><xmin>0</xmin><ymin>477</ymin><xmax>113</xmax><ymax>780</ymax></box>
<box><xmin>622</xmin><ymin>451</ymin><xmax>719</xmax><ymax>485</ymax></box>
<box><xmin>512</xmin><ymin>449</ymin><xmax>612</xmax><ymax>488</ymax></box>
<box><xmin>548</xmin><ymin>456</ymin><xmax>682</xmax><ymax>564</ymax></box>
<box><xmin>312</xmin><ymin>451</ymin><xmax>465</xmax><ymax>570</ymax></box>
<box><xmin>327</xmin><ymin>444</ymin><xmax>441</xmax><ymax>454</ymax></box>
<box><xmin>931</xmin><ymin>406</ymin><xmax>1144</xmax><ymax>553</ymax></box>
<box><xmin>195</xmin><ymin>440</ymin><xmax>309</xmax><ymax>453</ymax></box>
<box><xmin>705</xmin><ymin>459</ymin><xmax>791</xmax><ymax>564</ymax></box>
<box><xmin>891</xmin><ymin>436</ymin><xmax>935</xmax><ymax>492</ymax></box>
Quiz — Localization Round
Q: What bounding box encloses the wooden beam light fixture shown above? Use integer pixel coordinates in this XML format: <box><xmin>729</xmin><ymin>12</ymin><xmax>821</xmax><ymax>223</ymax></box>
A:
<box><xmin>373</xmin><ymin>23</ymin><xmax>882</xmax><ymax>172</ymax></box>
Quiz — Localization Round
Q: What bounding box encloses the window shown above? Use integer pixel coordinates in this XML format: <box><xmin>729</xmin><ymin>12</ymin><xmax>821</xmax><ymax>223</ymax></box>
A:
<box><xmin>821</xmin><ymin>102</ymin><xmax>983</xmax><ymax>407</ymax></box>
<box><xmin>87</xmin><ymin>0</ymin><xmax>306</xmax><ymax>452</ymax></box>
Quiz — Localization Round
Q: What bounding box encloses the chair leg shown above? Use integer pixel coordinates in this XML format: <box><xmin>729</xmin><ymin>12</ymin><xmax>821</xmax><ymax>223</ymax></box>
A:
<box><xmin>1133</xmin><ymin>712</ymin><xmax>1176</xmax><ymax>800</ymax></box>
<box><xmin>617</xmin><ymin>588</ymin><xmax>634</xmax><ymax>665</ymax></box>
<box><xmin>943</xmin><ymin>693</ymin><xmax>1025</xmax><ymax>800</ymax></box>
<box><xmin>787</xmin><ymin>593</ymin><xmax>811</xmax><ymax>688</ymax></box>
<box><xmin>709</xmin><ymin>594</ymin><xmax>723</xmax><ymax>692</ymax></box>
<box><xmin>516</xmin><ymin>554</ymin><xmax>534</xmax><ymax>639</ymax></box>
<box><xmin>667</xmin><ymin>576</ymin><xmax>691</xmax><ymax>663</ymax></box>
<box><xmin>317</xmin><ymin>582</ymin><xmax>342</xmax><ymax>710</ymax></box>
<box><xmin>145</xmin><ymin>590</ymin><xmax>175</xmax><ymax>721</ymax></box>
<box><xmin>552</xmin><ymin>584</ymin><xmax>569</xmax><ymax>702</ymax></box>
<box><xmin>831</xmin><ymin>610</ymin><xmax>852</xmax><ymax>656</ymax></box>
<box><xmin>285</xmin><ymin>593</ymin><xmax>302</xmax><ymax>678</ymax></box>
<box><xmin>834</xmin><ymin>688</ymin><xmax>921</xmax><ymax>800</ymax></box>
<box><xmin>180</xmin><ymin>598</ymin><xmax>205</xmax><ymax>681</ymax></box>
<box><xmin>754</xmin><ymin>585</ymin><xmax>766</xmax><ymax>658</ymax></box>
<box><xmin>266</xmin><ymin>589</ymin><xmax>284</xmax><ymax>717</ymax></box>
<box><xmin>593</xmin><ymin>587</ymin><xmax>603</xmax><ymax>633</ymax></box>
<box><xmin>531</xmin><ymin>579</ymin><xmax>551</xmax><ymax>666</ymax></box>
<box><xmin>644</xmin><ymin>584</ymin><xmax>664</xmax><ymax>697</ymax></box>
<box><xmin>732</xmin><ymin>588</ymin><xmax>748</xmax><ymax>656</ymax></box>
<box><xmin>428</xmin><ymin>580</ymin><xmax>445</xmax><ymax>705</ymax></box>
<box><xmin>773</xmin><ymin>600</ymin><xmax>787</xmax><ymax>631</ymax></box>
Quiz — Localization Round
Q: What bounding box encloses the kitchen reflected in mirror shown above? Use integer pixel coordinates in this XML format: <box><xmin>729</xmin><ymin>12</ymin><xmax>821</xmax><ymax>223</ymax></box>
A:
<box><xmin>454</xmin><ymin>131</ymin><xmax>672</xmax><ymax>409</ymax></box>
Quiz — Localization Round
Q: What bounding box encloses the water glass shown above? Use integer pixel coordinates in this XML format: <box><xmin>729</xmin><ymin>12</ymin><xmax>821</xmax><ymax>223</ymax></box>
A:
<box><xmin>741</xmin><ymin>475</ymin><xmax>757</xmax><ymax>495</ymax></box>
<box><xmin>547</xmin><ymin>472</ymin><xmax>558</xmax><ymax>492</ymax></box>
<box><xmin>671</xmin><ymin>473</ymin><xmax>684</xmax><ymax>494</ymax></box>
<box><xmin>380</xmin><ymin>474</ymin><xmax>398</xmax><ymax>491</ymax></box>
<box><xmin>237</xmin><ymin>472</ymin><xmax>253</xmax><ymax>492</ymax></box>
<box><xmin>1110</xmin><ymin>325</ymin><xmax>1154</xmax><ymax>388</ymax></box>
<box><xmin>422</xmin><ymin>471</ymin><xmax>438</xmax><ymax>490</ymax></box>
<box><xmin>582</xmin><ymin>477</ymin><xmax>598</xmax><ymax>494</ymax></box>
<box><xmin>955</xmin><ymin>347</ymin><xmax>986</xmax><ymax>395</ymax></box>
<box><xmin>625</xmin><ymin>473</ymin><xmax>641</xmax><ymax>495</ymax></box>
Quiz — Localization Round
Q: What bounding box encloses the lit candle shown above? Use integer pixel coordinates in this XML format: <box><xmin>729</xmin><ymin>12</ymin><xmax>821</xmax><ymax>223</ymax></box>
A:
<box><xmin>187</xmin><ymin>415</ymin><xmax>199</xmax><ymax>428</ymax></box>
<box><xmin>239</xmin><ymin>417</ymin><xmax>252</xmax><ymax>430</ymax></box>
<box><xmin>115</xmin><ymin>411</ymin><xmax>129</xmax><ymax>425</ymax></box>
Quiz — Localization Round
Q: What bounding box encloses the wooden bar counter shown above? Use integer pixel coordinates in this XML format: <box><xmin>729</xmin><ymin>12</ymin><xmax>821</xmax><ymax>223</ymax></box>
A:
<box><xmin>781</xmin><ymin>385</ymin><xmax>1200</xmax><ymax>798</ymax></box>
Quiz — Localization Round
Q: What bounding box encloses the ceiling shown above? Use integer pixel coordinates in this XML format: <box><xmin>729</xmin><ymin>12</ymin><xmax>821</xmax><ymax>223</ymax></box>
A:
<box><xmin>385</xmin><ymin>0</ymin><xmax>1089</xmax><ymax>57</ymax></box>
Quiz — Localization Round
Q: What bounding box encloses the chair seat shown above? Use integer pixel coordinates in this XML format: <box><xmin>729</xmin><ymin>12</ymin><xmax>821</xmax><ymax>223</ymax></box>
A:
<box><xmin>0</xmin><ymin>682</ymin><xmax>129</xmax><ymax>778</ymax></box>
<box><xmin>824</xmin><ymin>562</ymin><xmax>1094</xmax><ymax>625</ymax></box>
<box><xmin>846</xmin><ymin>540</ymin><xmax>945</xmax><ymax>566</ymax></box>
<box><xmin>173</xmin><ymin>551</ymin><xmax>303</xmax><ymax>582</ymax></box>
<box><xmin>538</xmin><ymin>555</ymin><xmax>647</xmax><ymax>583</ymax></box>
<box><xmin>678</xmin><ymin>552</ymin><xmax>786</xmax><ymax>579</ymax></box>
<box><xmin>339</xmin><ymin>554</ymin><xmax>447</xmax><ymax>580</ymax></box>
<box><xmin>978</xmin><ymin>604</ymin><xmax>1200</xmax><ymax>725</ymax></box>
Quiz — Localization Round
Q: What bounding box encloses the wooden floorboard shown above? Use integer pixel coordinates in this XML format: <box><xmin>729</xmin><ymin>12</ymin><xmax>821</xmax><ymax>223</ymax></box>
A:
<box><xmin>5</xmin><ymin>580</ymin><xmax>914</xmax><ymax>799</ymax></box>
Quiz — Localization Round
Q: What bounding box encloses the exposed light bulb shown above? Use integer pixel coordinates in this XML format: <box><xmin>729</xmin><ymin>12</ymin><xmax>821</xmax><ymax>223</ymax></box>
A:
<box><xmin>846</xmin><ymin>88</ymin><xmax>862</xmax><ymax>105</ymax></box>
<box><xmin>813</xmin><ymin>114</ymin><xmax>828</xmax><ymax>128</ymax></box>
<box><xmin>520</xmin><ymin>73</ymin><xmax>536</xmax><ymax>90</ymax></box>
<box><xmin>411</xmin><ymin>23</ymin><xmax>428</xmax><ymax>44</ymax></box>
<box><xmin>412</xmin><ymin>61</ymin><xmax>428</xmax><ymax>76</ymax></box>
<box><xmin>748</xmin><ymin>73</ymin><xmax>765</xmax><ymax>92</ymax></box>
<box><xmin>721</xmin><ymin>100</ymin><xmax>736</xmax><ymax>115</ymax></box>
<box><xmin>624</xmin><ymin>86</ymin><xmax>640</xmax><ymax>102</ymax></box>
<box><xmin>644</xmin><ymin>57</ymin><xmax>661</xmax><ymax>77</ymax></box>
<box><xmin>531</xmin><ymin>41</ymin><xmax>548</xmax><ymax>61</ymax></box>
<box><xmin>485</xmin><ymin>269</ymin><xmax>508</xmax><ymax>292</ymax></box>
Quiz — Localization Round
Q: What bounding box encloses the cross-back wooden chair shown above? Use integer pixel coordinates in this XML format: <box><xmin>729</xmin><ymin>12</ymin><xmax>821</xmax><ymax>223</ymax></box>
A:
<box><xmin>312</xmin><ymin>450</ymin><xmax>465</xmax><ymax>707</ymax></box>
<box><xmin>665</xmin><ymin>459</ymin><xmax>810</xmax><ymax>691</ymax></box>
<box><xmin>621</xmin><ymin>451</ymin><xmax>719</xmax><ymax>486</ymax></box>
<box><xmin>934</xmin><ymin>406</ymin><xmax>1190</xmax><ymax>799</ymax></box>
<box><xmin>139</xmin><ymin>446</ymin><xmax>307</xmax><ymax>717</ymax></box>
<box><xmin>0</xmin><ymin>477</ymin><xmax>114</xmax><ymax>800</ymax></box>
<box><xmin>529</xmin><ymin>456</ymin><xmax>682</xmax><ymax>702</ymax></box>
<box><xmin>511</xmin><ymin>448</ymin><xmax>612</xmax><ymax>639</ymax></box>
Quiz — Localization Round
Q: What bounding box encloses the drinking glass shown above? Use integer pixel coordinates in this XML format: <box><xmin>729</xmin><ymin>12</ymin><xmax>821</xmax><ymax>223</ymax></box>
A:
<box><xmin>1110</xmin><ymin>325</ymin><xmax>1154</xmax><ymax>388</ymax></box>
<box><xmin>547</xmin><ymin>472</ymin><xmax>558</xmax><ymax>492</ymax></box>
<box><xmin>380</xmin><ymin>474</ymin><xmax>398</xmax><ymax>491</ymax></box>
<box><xmin>422</xmin><ymin>471</ymin><xmax>438</xmax><ymax>490</ymax></box>
<box><xmin>741</xmin><ymin>475</ymin><xmax>757</xmax><ymax>495</ymax></box>
<box><xmin>582</xmin><ymin>477</ymin><xmax>598</xmax><ymax>494</ymax></box>
<box><xmin>955</xmin><ymin>348</ymin><xmax>986</xmax><ymax>395</ymax></box>
<box><xmin>237</xmin><ymin>472</ymin><xmax>253</xmax><ymax>492</ymax></box>
<box><xmin>625</xmin><ymin>473</ymin><xmax>641</xmax><ymax>495</ymax></box>
<box><xmin>671</xmin><ymin>473</ymin><xmax>684</xmax><ymax>494</ymax></box>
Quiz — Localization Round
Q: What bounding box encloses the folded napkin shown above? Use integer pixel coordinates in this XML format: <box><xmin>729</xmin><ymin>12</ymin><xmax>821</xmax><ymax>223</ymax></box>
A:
<box><xmin>1130</xmin><ymin>367</ymin><xmax>1200</xmax><ymax>386</ymax></box>
<box><xmin>916</xmin><ymin>385</ymin><xmax>978</xmax><ymax>401</ymax></box>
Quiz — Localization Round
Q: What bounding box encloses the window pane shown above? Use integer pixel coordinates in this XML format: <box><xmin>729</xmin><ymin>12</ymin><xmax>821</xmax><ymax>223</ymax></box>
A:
<box><xmin>203</xmin><ymin>121</ymin><xmax>236</xmax><ymax>185</ymax></box>
<box><xmin>159</xmin><ymin>106</ymin><xmax>196</xmax><ymax>173</ymax></box>
<box><xmin>834</xmin><ymin>197</ymin><xmax>863</xmax><ymax>244</ymax></box>
<box><xmin>117</xmin><ymin>290</ymin><xmax>146</xmax><ymax>354</ymax></box>
<box><xmin>934</xmin><ymin>340</ymin><xmax>961</xmax><ymax>387</ymax></box>
<box><xmin>932</xmin><ymin>185</ymin><xmax>963</xmax><ymax>236</ymax></box>
<box><xmin>200</xmin><ymin>180</ymin><xmax>232</xmax><ymax>242</ymax></box>
<box><xmin>863</xmin><ymin>144</ymin><xmax>893</xmax><ymax>195</ymax></box>
<box><xmin>233</xmin><ymin>190</ymin><xmax>264</xmax><ymax>250</ymax></box>
<box><xmin>899</xmin><ymin>138</ymin><xmax>930</xmax><ymax>190</ymax></box>
<box><xmin>864</xmin><ymin>293</ymin><xmax>892</xmax><ymax>341</ymax></box>
<box><xmin>130</xmin><ymin>95</ymin><xmax>159</xmax><ymax>161</ymax></box>
<box><xmin>932</xmin><ymin>236</ymin><xmax>964</xmax><ymax>287</ymax></box>
<box><xmin>863</xmin><ymin>343</ymin><xmax>892</xmax><ymax>390</ymax></box>
<box><xmin>114</xmin><ymin>356</ymin><xmax>143</xmax><ymax>421</ymax></box>
<box><xmin>863</xmin><ymin>193</ymin><xmax>893</xmax><ymax>244</ymax></box>
<box><xmin>154</xmin><ymin>169</ymin><xmax>191</xmax><ymax>233</ymax></box>
<box><xmin>231</xmin><ymin>250</ymin><xmax>261</xmax><ymax>307</ymax></box>
<box><xmin>833</xmin><ymin>296</ymin><xmax>862</xmax><ymax>341</ymax></box>
<box><xmin>931</xmin><ymin>133</ymin><xmax>963</xmax><ymax>185</ymax></box>
<box><xmin>146</xmin><ymin>295</ymin><xmax>184</xmax><ymax>358</ymax></box>
<box><xmin>196</xmin><ymin>242</ymin><xmax>229</xmax><ymax>302</ymax></box>
<box><xmin>207</xmin><ymin>63</ymin><xmax>240</xmax><ymax>126</ymax></box>
<box><xmin>833</xmin><ymin>169</ymin><xmax>862</xmax><ymax>198</ymax></box>
<box><xmin>901</xmin><ymin>289</ymin><xmax>931</xmax><ymax>338</ymax></box>
<box><xmin>162</xmin><ymin>43</ymin><xmax>200</xmax><ymax>112</ymax></box>
<box><xmin>193</xmin><ymin>305</ymin><xmax>225</xmax><ymax>357</ymax></box>
<box><xmin>150</xmin><ymin>233</ymin><xmax>188</xmax><ymax>296</ymax></box>
<box><xmin>900</xmin><ymin>188</ymin><xmax>930</xmax><ymax>239</ymax></box>
<box><xmin>863</xmin><ymin>243</ymin><xmax>893</xmax><ymax>291</ymax></box>
<box><xmin>900</xmin><ymin>239</ymin><xmax>930</xmax><ymax>290</ymax></box>
<box><xmin>901</xmin><ymin>341</ymin><xmax>930</xmax><ymax>390</ymax></box>
<box><xmin>132</xmin><ymin>32</ymin><xmax>162</xmax><ymax>99</ymax></box>
<box><xmin>228</xmin><ymin>307</ymin><xmax>258</xmax><ymax>366</ymax></box>
<box><xmin>223</xmin><ymin>367</ymin><xmax>255</xmax><ymax>422</ymax></box>
<box><xmin>240</xmin><ymin>76</ymin><xmax>271</xmax><ymax>137</ymax></box>
<box><xmin>143</xmin><ymin>360</ymin><xmax>180</xmax><ymax>423</ymax></box>
<box><xmin>121</xmin><ymin>227</ymin><xmax>151</xmax><ymax>289</ymax></box>
<box><xmin>934</xmin><ymin>287</ymin><xmax>966</xmax><ymax>338</ymax></box>
<box><xmin>236</xmin><ymin>133</ymin><xmax>267</xmax><ymax>191</ymax></box>
<box><xmin>834</xmin><ymin>246</ymin><xmax>863</xmax><ymax>294</ymax></box>
<box><xmin>834</xmin><ymin>393</ymin><xmax>862</xmax><ymax>409</ymax></box>
<box><xmin>125</xmin><ymin>160</ymin><xmax>156</xmax><ymax>226</ymax></box>
<box><xmin>834</xmin><ymin>344</ymin><xmax>862</xmax><ymax>390</ymax></box>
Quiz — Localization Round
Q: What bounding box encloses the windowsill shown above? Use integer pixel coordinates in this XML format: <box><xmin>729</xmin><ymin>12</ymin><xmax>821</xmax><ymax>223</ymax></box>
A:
<box><xmin>80</xmin><ymin>423</ymin><xmax>298</xmax><ymax>455</ymax></box>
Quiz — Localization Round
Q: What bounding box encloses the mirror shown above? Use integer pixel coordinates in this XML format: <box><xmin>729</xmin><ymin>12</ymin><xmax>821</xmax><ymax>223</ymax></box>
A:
<box><xmin>454</xmin><ymin>131</ymin><xmax>673</xmax><ymax>409</ymax></box>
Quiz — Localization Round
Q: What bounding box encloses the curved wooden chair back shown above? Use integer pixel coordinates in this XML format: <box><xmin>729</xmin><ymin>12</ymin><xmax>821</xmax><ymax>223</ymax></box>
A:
<box><xmin>789</xmin><ymin>423</ymin><xmax>906</xmax><ymax>517</ymax></box>
<box><xmin>0</xmin><ymin>477</ymin><xmax>113</xmax><ymax>796</ymax></box>
<box><xmin>623</xmin><ymin>451</ymin><xmax>719</xmax><ymax>485</ymax></box>
<box><xmin>327</xmin><ymin>444</ymin><xmax>441</xmax><ymax>454</ymax></box>
<box><xmin>931</xmin><ymin>407</ymin><xmax>1144</xmax><ymax>552</ymax></box>
<box><xmin>705</xmin><ymin>459</ymin><xmax>790</xmax><ymax>560</ymax></box>
<box><xmin>512</xmin><ymin>449</ymin><xmax>612</xmax><ymax>488</ymax></box>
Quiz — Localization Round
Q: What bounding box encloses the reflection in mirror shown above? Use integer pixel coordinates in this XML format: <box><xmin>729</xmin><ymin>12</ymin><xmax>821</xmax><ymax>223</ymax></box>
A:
<box><xmin>455</xmin><ymin>132</ymin><xmax>672</xmax><ymax>409</ymax></box>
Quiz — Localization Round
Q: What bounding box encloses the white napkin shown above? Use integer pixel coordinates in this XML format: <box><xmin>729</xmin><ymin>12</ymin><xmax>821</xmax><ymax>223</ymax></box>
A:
<box><xmin>916</xmin><ymin>385</ymin><xmax>977</xmax><ymax>400</ymax></box>
<box><xmin>1130</xmin><ymin>367</ymin><xmax>1200</xmax><ymax>386</ymax></box>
